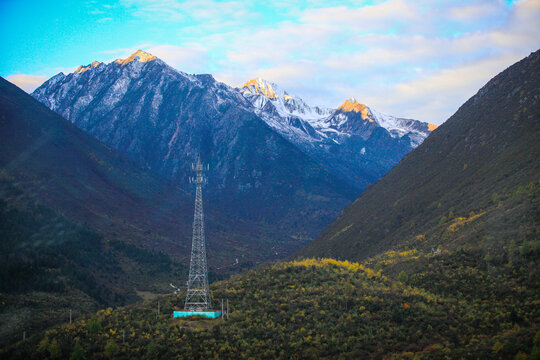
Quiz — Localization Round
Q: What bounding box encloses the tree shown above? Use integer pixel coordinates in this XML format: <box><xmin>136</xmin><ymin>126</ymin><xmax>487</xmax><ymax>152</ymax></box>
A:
<box><xmin>520</xmin><ymin>241</ymin><xmax>531</xmax><ymax>256</ymax></box>
<box><xmin>147</xmin><ymin>341</ymin><xmax>158</xmax><ymax>358</ymax></box>
<box><xmin>530</xmin><ymin>346</ymin><xmax>540</xmax><ymax>360</ymax></box>
<box><xmin>48</xmin><ymin>338</ymin><xmax>62</xmax><ymax>359</ymax></box>
<box><xmin>398</xmin><ymin>271</ymin><xmax>408</xmax><ymax>283</ymax></box>
<box><xmin>37</xmin><ymin>336</ymin><xmax>49</xmax><ymax>354</ymax></box>
<box><xmin>104</xmin><ymin>339</ymin><xmax>119</xmax><ymax>358</ymax></box>
<box><xmin>70</xmin><ymin>342</ymin><xmax>86</xmax><ymax>360</ymax></box>
<box><xmin>87</xmin><ymin>317</ymin><xmax>102</xmax><ymax>334</ymax></box>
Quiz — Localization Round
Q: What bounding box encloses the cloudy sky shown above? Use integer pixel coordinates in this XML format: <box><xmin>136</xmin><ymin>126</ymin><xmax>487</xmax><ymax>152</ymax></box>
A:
<box><xmin>1</xmin><ymin>0</ymin><xmax>539</xmax><ymax>124</ymax></box>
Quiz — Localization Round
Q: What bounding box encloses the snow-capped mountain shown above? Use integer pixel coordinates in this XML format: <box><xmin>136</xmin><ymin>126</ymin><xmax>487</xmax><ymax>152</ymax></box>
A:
<box><xmin>333</xmin><ymin>98</ymin><xmax>436</xmax><ymax>147</ymax></box>
<box><xmin>32</xmin><ymin>50</ymin><xmax>357</xmax><ymax>249</ymax></box>
<box><xmin>240</xmin><ymin>78</ymin><xmax>334</xmax><ymax>123</ymax></box>
<box><xmin>239</xmin><ymin>78</ymin><xmax>436</xmax><ymax>148</ymax></box>
<box><xmin>239</xmin><ymin>78</ymin><xmax>332</xmax><ymax>144</ymax></box>
<box><xmin>238</xmin><ymin>77</ymin><xmax>437</xmax><ymax>187</ymax></box>
<box><xmin>31</xmin><ymin>50</ymin><xmax>437</xmax><ymax>250</ymax></box>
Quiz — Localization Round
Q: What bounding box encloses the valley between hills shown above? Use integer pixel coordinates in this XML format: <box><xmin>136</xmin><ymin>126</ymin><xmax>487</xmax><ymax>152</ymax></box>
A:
<box><xmin>0</xmin><ymin>46</ymin><xmax>538</xmax><ymax>359</ymax></box>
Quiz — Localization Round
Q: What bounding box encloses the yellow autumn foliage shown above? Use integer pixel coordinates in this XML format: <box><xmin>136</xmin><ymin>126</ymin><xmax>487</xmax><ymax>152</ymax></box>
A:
<box><xmin>447</xmin><ymin>211</ymin><xmax>486</xmax><ymax>232</ymax></box>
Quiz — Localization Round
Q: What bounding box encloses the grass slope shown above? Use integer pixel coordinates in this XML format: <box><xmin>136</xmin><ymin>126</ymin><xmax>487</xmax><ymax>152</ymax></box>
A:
<box><xmin>300</xmin><ymin>49</ymin><xmax>540</xmax><ymax>261</ymax></box>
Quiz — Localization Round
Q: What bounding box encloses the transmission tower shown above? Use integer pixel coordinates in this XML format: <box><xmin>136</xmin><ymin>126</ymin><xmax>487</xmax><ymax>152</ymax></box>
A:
<box><xmin>184</xmin><ymin>156</ymin><xmax>211</xmax><ymax>311</ymax></box>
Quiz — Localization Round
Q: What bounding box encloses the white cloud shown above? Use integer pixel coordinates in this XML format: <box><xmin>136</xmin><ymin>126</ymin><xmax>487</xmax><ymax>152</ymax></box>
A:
<box><xmin>6</xmin><ymin>74</ymin><xmax>47</xmax><ymax>93</ymax></box>
<box><xmin>119</xmin><ymin>0</ymin><xmax>187</xmax><ymax>21</ymax></box>
<box><xmin>147</xmin><ymin>44</ymin><xmax>210</xmax><ymax>74</ymax></box>
<box><xmin>13</xmin><ymin>0</ymin><xmax>539</xmax><ymax>124</ymax></box>
<box><xmin>119</xmin><ymin>0</ymin><xmax>254</xmax><ymax>24</ymax></box>
<box><xmin>448</xmin><ymin>1</ymin><xmax>504</xmax><ymax>22</ymax></box>
<box><xmin>300</xmin><ymin>0</ymin><xmax>418</xmax><ymax>30</ymax></box>
<box><xmin>208</xmin><ymin>0</ymin><xmax>540</xmax><ymax>124</ymax></box>
<box><xmin>360</xmin><ymin>54</ymin><xmax>525</xmax><ymax>123</ymax></box>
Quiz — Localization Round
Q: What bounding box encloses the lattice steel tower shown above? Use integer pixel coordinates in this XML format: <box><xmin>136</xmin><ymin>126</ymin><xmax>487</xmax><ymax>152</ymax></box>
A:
<box><xmin>184</xmin><ymin>156</ymin><xmax>211</xmax><ymax>311</ymax></box>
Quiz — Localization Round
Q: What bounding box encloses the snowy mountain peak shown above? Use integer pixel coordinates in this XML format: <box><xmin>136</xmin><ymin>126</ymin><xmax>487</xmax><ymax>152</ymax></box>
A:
<box><xmin>338</xmin><ymin>98</ymin><xmax>374</xmax><ymax>122</ymax></box>
<box><xmin>427</xmin><ymin>123</ymin><xmax>439</xmax><ymax>131</ymax></box>
<box><xmin>241</xmin><ymin>78</ymin><xmax>282</xmax><ymax>99</ymax></box>
<box><xmin>238</xmin><ymin>78</ymin><xmax>435</xmax><ymax>150</ymax></box>
<box><xmin>32</xmin><ymin>53</ymin><xmax>438</xmax><ymax>220</ymax></box>
<box><xmin>75</xmin><ymin>61</ymin><xmax>102</xmax><ymax>74</ymax></box>
<box><xmin>239</xmin><ymin>78</ymin><xmax>333</xmax><ymax>123</ymax></box>
<box><xmin>114</xmin><ymin>49</ymin><xmax>157</xmax><ymax>66</ymax></box>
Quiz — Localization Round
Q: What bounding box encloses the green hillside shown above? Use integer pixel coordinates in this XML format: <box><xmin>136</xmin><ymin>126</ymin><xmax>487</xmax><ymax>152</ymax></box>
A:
<box><xmin>0</xmin><ymin>77</ymin><xmax>193</xmax><ymax>347</ymax></box>
<box><xmin>3</xmin><ymin>240</ymin><xmax>539</xmax><ymax>359</ymax></box>
<box><xmin>0</xmin><ymin>77</ymin><xmax>282</xmax><ymax>347</ymax></box>
<box><xmin>0</xmin><ymin>177</ymin><xmax>184</xmax><ymax>347</ymax></box>
<box><xmin>299</xmin><ymin>49</ymin><xmax>539</xmax><ymax>261</ymax></box>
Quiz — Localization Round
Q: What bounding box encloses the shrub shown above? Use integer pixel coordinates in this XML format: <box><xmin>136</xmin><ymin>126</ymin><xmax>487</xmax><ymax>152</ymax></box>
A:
<box><xmin>70</xmin><ymin>342</ymin><xmax>86</xmax><ymax>360</ymax></box>
<box><xmin>104</xmin><ymin>339</ymin><xmax>118</xmax><ymax>358</ymax></box>
<box><xmin>397</xmin><ymin>271</ymin><xmax>408</xmax><ymax>283</ymax></box>
<box><xmin>87</xmin><ymin>317</ymin><xmax>102</xmax><ymax>334</ymax></box>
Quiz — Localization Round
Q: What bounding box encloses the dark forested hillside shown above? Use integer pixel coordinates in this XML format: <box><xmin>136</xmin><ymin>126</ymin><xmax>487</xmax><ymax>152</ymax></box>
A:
<box><xmin>4</xmin><ymin>242</ymin><xmax>539</xmax><ymax>359</ymax></box>
<box><xmin>0</xmin><ymin>184</ymin><xmax>183</xmax><ymax>347</ymax></box>
<box><xmin>300</xmin><ymin>49</ymin><xmax>540</xmax><ymax>261</ymax></box>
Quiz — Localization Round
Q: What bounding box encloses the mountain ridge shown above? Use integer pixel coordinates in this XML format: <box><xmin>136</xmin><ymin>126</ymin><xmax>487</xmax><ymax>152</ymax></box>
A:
<box><xmin>1</xmin><ymin>73</ymin><xmax>310</xmax><ymax>286</ymax></box>
<box><xmin>3</xmin><ymin>49</ymin><xmax>539</xmax><ymax>360</ymax></box>
<box><xmin>30</xmin><ymin>51</ymin><xmax>360</xmax><ymax>257</ymax></box>
<box><xmin>299</xmin><ymin>49</ymin><xmax>540</xmax><ymax>261</ymax></box>
<box><xmin>0</xmin><ymin>74</ymin><xmax>194</xmax><ymax>345</ymax></box>
<box><xmin>2</xmin><ymin>73</ymin><xmax>318</xmax><ymax>345</ymax></box>
<box><xmin>33</xmin><ymin>51</ymin><xmax>436</xmax><ymax>194</ymax></box>
<box><xmin>238</xmin><ymin>76</ymin><xmax>435</xmax><ymax>190</ymax></box>
<box><xmin>238</xmin><ymin>77</ymin><xmax>435</xmax><ymax>144</ymax></box>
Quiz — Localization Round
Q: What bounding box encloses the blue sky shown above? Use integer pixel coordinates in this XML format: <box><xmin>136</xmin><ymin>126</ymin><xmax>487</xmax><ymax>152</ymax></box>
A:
<box><xmin>1</xmin><ymin>0</ymin><xmax>539</xmax><ymax>124</ymax></box>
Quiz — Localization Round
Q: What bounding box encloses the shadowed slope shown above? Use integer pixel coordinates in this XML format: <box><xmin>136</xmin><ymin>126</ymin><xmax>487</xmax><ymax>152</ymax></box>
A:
<box><xmin>300</xmin><ymin>50</ymin><xmax>540</xmax><ymax>261</ymax></box>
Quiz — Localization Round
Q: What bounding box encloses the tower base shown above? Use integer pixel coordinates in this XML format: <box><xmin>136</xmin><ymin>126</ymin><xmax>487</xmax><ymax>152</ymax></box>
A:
<box><xmin>173</xmin><ymin>310</ymin><xmax>222</xmax><ymax>319</ymax></box>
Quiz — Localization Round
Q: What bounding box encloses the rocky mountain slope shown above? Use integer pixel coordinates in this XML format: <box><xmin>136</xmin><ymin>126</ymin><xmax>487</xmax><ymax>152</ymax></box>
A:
<box><xmin>240</xmin><ymin>78</ymin><xmax>436</xmax><ymax>188</ymax></box>
<box><xmin>0</xmin><ymin>75</ymin><xmax>279</xmax><ymax>272</ymax></box>
<box><xmin>31</xmin><ymin>50</ymin><xmax>434</xmax><ymax>243</ymax></box>
<box><xmin>300</xmin><ymin>49</ymin><xmax>540</xmax><ymax>261</ymax></box>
